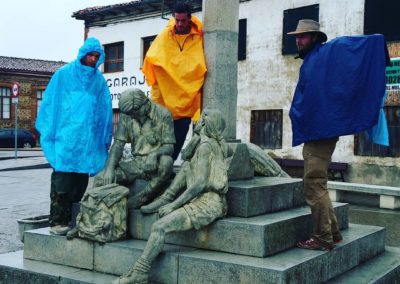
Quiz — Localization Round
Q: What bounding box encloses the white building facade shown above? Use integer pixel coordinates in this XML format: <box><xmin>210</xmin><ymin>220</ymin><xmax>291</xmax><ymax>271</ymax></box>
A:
<box><xmin>74</xmin><ymin>0</ymin><xmax>400</xmax><ymax>186</ymax></box>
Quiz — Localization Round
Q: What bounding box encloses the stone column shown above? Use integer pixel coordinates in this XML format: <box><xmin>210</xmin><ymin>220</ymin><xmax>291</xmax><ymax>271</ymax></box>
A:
<box><xmin>202</xmin><ymin>0</ymin><xmax>239</xmax><ymax>140</ymax></box>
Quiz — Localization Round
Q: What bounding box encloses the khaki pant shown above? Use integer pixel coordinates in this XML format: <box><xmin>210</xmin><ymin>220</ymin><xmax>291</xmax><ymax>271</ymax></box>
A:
<box><xmin>303</xmin><ymin>138</ymin><xmax>340</xmax><ymax>244</ymax></box>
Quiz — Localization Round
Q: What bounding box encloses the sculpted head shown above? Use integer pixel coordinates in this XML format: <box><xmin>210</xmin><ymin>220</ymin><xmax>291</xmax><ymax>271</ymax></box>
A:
<box><xmin>119</xmin><ymin>88</ymin><xmax>150</xmax><ymax>119</ymax></box>
<box><xmin>200</xmin><ymin>109</ymin><xmax>226</xmax><ymax>140</ymax></box>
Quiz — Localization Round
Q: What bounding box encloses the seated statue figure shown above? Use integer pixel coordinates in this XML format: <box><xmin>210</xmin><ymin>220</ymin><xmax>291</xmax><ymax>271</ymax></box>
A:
<box><xmin>95</xmin><ymin>88</ymin><xmax>175</xmax><ymax>209</ymax></box>
<box><xmin>112</xmin><ymin>109</ymin><xmax>228</xmax><ymax>284</ymax></box>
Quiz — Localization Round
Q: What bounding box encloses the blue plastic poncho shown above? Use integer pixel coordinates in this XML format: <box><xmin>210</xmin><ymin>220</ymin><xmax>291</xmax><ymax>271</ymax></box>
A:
<box><xmin>365</xmin><ymin>91</ymin><xmax>389</xmax><ymax>146</ymax></box>
<box><xmin>289</xmin><ymin>34</ymin><xmax>387</xmax><ymax>146</ymax></box>
<box><xmin>36</xmin><ymin>38</ymin><xmax>112</xmax><ymax>175</ymax></box>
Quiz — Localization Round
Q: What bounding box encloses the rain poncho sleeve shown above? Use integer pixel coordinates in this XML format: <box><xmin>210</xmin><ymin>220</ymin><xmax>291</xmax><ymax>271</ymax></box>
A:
<box><xmin>289</xmin><ymin>34</ymin><xmax>388</xmax><ymax>146</ymax></box>
<box><xmin>142</xmin><ymin>16</ymin><xmax>207</xmax><ymax>121</ymax></box>
<box><xmin>36</xmin><ymin>37</ymin><xmax>112</xmax><ymax>175</ymax></box>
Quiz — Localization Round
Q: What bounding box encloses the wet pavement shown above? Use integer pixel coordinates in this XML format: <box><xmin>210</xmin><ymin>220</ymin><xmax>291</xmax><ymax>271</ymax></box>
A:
<box><xmin>0</xmin><ymin>150</ymin><xmax>50</xmax><ymax>254</ymax></box>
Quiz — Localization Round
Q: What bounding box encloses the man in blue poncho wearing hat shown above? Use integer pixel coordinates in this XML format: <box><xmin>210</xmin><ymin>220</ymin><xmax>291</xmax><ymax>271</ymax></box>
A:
<box><xmin>288</xmin><ymin>20</ymin><xmax>388</xmax><ymax>250</ymax></box>
<box><xmin>36</xmin><ymin>38</ymin><xmax>113</xmax><ymax>235</ymax></box>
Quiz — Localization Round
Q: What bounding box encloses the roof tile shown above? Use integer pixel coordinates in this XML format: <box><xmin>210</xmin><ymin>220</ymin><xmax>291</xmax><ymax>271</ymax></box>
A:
<box><xmin>0</xmin><ymin>56</ymin><xmax>66</xmax><ymax>74</ymax></box>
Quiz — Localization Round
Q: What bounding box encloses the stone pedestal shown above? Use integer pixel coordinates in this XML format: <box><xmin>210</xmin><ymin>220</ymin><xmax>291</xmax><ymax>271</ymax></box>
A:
<box><xmin>2</xmin><ymin>177</ymin><xmax>400</xmax><ymax>283</ymax></box>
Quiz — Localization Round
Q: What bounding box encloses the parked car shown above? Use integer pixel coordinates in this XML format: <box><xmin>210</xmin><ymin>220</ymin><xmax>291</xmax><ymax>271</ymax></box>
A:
<box><xmin>0</xmin><ymin>128</ymin><xmax>37</xmax><ymax>148</ymax></box>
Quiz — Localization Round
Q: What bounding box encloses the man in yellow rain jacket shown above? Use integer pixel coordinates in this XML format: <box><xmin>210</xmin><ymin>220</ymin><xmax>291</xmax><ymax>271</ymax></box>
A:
<box><xmin>142</xmin><ymin>3</ymin><xmax>207</xmax><ymax>161</ymax></box>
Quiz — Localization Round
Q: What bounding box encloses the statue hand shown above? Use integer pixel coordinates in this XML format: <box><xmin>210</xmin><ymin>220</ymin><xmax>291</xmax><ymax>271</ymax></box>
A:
<box><xmin>99</xmin><ymin>167</ymin><xmax>115</xmax><ymax>185</ymax></box>
<box><xmin>181</xmin><ymin>148</ymin><xmax>189</xmax><ymax>161</ymax></box>
<box><xmin>144</xmin><ymin>154</ymin><xmax>158</xmax><ymax>173</ymax></box>
<box><xmin>158</xmin><ymin>203</ymin><xmax>175</xmax><ymax>218</ymax></box>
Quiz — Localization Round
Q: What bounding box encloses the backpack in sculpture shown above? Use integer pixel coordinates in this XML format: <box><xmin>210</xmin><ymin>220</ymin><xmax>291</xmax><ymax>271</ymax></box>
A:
<box><xmin>75</xmin><ymin>183</ymin><xmax>129</xmax><ymax>243</ymax></box>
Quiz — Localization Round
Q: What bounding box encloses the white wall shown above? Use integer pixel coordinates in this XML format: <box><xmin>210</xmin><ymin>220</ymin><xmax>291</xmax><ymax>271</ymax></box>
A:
<box><xmin>237</xmin><ymin>0</ymin><xmax>365</xmax><ymax>164</ymax></box>
<box><xmin>86</xmin><ymin>0</ymin><xmax>399</xmax><ymax>169</ymax></box>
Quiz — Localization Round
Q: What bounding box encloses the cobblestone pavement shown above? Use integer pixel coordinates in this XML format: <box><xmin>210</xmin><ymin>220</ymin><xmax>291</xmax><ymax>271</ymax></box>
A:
<box><xmin>0</xmin><ymin>150</ymin><xmax>50</xmax><ymax>254</ymax></box>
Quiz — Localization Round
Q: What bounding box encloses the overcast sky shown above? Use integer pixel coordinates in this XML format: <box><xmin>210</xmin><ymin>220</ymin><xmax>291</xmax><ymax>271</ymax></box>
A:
<box><xmin>0</xmin><ymin>0</ymin><xmax>132</xmax><ymax>62</ymax></box>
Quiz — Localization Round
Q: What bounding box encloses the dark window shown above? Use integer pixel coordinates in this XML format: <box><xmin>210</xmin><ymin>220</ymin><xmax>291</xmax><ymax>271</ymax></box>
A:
<box><xmin>0</xmin><ymin>87</ymin><xmax>11</xmax><ymax>119</ymax></box>
<box><xmin>250</xmin><ymin>110</ymin><xmax>283</xmax><ymax>149</ymax></box>
<box><xmin>238</xmin><ymin>18</ymin><xmax>247</xmax><ymax>61</ymax></box>
<box><xmin>112</xmin><ymin>109</ymin><xmax>120</xmax><ymax>136</ymax></box>
<box><xmin>354</xmin><ymin>106</ymin><xmax>400</xmax><ymax>157</ymax></box>
<box><xmin>282</xmin><ymin>4</ymin><xmax>319</xmax><ymax>55</ymax></box>
<box><xmin>36</xmin><ymin>89</ymin><xmax>44</xmax><ymax>116</ymax></box>
<box><xmin>364</xmin><ymin>0</ymin><xmax>400</xmax><ymax>42</ymax></box>
<box><xmin>142</xmin><ymin>35</ymin><xmax>157</xmax><ymax>62</ymax></box>
<box><xmin>104</xmin><ymin>42</ymin><xmax>124</xmax><ymax>73</ymax></box>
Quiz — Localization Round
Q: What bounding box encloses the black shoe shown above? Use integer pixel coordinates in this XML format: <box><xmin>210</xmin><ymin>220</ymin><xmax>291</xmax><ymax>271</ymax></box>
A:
<box><xmin>49</xmin><ymin>225</ymin><xmax>69</xmax><ymax>236</ymax></box>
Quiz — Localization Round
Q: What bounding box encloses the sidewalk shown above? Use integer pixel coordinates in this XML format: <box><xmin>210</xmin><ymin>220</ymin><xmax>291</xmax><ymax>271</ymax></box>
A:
<box><xmin>0</xmin><ymin>150</ymin><xmax>51</xmax><ymax>254</ymax></box>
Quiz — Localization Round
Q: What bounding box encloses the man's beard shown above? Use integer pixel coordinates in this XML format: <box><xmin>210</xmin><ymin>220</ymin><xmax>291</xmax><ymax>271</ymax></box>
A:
<box><xmin>298</xmin><ymin>42</ymin><xmax>317</xmax><ymax>59</ymax></box>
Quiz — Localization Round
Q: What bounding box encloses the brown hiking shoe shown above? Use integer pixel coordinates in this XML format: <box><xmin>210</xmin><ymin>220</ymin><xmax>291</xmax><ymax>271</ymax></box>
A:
<box><xmin>333</xmin><ymin>233</ymin><xmax>343</xmax><ymax>244</ymax></box>
<box><xmin>297</xmin><ymin>237</ymin><xmax>335</xmax><ymax>251</ymax></box>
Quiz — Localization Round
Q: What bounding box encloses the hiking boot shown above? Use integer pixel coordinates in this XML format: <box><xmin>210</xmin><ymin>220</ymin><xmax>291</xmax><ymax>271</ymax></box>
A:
<box><xmin>49</xmin><ymin>225</ymin><xmax>69</xmax><ymax>236</ymax></box>
<box><xmin>297</xmin><ymin>237</ymin><xmax>335</xmax><ymax>251</ymax></box>
<box><xmin>333</xmin><ymin>233</ymin><xmax>343</xmax><ymax>244</ymax></box>
<box><xmin>66</xmin><ymin>226</ymin><xmax>79</xmax><ymax>240</ymax></box>
<box><xmin>140</xmin><ymin>195</ymin><xmax>172</xmax><ymax>214</ymax></box>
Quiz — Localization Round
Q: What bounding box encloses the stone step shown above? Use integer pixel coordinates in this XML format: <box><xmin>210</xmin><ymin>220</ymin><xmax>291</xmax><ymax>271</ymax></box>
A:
<box><xmin>23</xmin><ymin>204</ymin><xmax>348</xmax><ymax>263</ymax></box>
<box><xmin>327</xmin><ymin>246</ymin><xmax>400</xmax><ymax>283</ymax></box>
<box><xmin>129</xmin><ymin>202</ymin><xmax>349</xmax><ymax>257</ymax></box>
<box><xmin>175</xmin><ymin>224</ymin><xmax>386</xmax><ymax>283</ymax></box>
<box><xmin>227</xmin><ymin>177</ymin><xmax>305</xmax><ymax>217</ymax></box>
<box><xmin>8</xmin><ymin>224</ymin><xmax>390</xmax><ymax>283</ymax></box>
<box><xmin>0</xmin><ymin>251</ymin><xmax>116</xmax><ymax>284</ymax></box>
<box><xmin>23</xmin><ymin>228</ymin><xmax>193</xmax><ymax>284</ymax></box>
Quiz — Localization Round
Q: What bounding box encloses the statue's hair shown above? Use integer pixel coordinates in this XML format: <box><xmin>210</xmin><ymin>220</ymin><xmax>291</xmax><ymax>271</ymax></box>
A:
<box><xmin>118</xmin><ymin>88</ymin><xmax>148</xmax><ymax>113</ymax></box>
<box><xmin>203</xmin><ymin>109</ymin><xmax>228</xmax><ymax>157</ymax></box>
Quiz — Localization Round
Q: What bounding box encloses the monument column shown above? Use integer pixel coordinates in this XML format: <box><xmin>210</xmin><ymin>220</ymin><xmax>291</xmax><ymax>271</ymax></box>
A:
<box><xmin>202</xmin><ymin>0</ymin><xmax>239</xmax><ymax>140</ymax></box>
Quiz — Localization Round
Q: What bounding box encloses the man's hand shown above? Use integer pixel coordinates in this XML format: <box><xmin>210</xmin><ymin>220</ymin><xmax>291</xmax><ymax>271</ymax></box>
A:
<box><xmin>158</xmin><ymin>203</ymin><xmax>176</xmax><ymax>218</ymax></box>
<box><xmin>144</xmin><ymin>153</ymin><xmax>158</xmax><ymax>173</ymax></box>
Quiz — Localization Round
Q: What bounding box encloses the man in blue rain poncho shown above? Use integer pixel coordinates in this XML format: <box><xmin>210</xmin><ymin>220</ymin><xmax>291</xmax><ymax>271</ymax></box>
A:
<box><xmin>36</xmin><ymin>38</ymin><xmax>112</xmax><ymax>236</ymax></box>
<box><xmin>288</xmin><ymin>20</ymin><xmax>388</xmax><ymax>251</ymax></box>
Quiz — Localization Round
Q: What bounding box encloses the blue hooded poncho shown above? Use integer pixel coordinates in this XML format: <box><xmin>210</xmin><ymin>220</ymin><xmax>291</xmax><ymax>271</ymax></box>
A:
<box><xmin>36</xmin><ymin>38</ymin><xmax>112</xmax><ymax>175</ymax></box>
<box><xmin>289</xmin><ymin>34</ymin><xmax>388</xmax><ymax>146</ymax></box>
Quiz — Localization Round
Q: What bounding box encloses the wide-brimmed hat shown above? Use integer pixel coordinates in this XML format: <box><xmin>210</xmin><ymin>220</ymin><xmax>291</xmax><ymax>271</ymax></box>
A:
<box><xmin>287</xmin><ymin>19</ymin><xmax>327</xmax><ymax>42</ymax></box>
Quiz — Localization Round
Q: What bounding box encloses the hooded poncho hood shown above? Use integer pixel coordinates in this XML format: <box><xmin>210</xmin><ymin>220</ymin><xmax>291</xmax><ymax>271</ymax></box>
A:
<box><xmin>35</xmin><ymin>37</ymin><xmax>112</xmax><ymax>175</ymax></box>
<box><xmin>77</xmin><ymin>37</ymin><xmax>106</xmax><ymax>69</ymax></box>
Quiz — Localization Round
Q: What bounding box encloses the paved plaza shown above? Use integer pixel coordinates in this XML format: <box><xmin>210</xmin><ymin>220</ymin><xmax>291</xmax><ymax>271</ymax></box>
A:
<box><xmin>0</xmin><ymin>150</ymin><xmax>50</xmax><ymax>254</ymax></box>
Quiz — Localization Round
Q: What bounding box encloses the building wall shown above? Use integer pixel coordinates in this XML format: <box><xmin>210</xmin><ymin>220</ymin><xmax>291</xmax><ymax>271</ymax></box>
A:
<box><xmin>85</xmin><ymin>0</ymin><xmax>400</xmax><ymax>186</ymax></box>
<box><xmin>237</xmin><ymin>0</ymin><xmax>364</xmax><ymax>160</ymax></box>
<box><xmin>0</xmin><ymin>73</ymin><xmax>50</xmax><ymax>136</ymax></box>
